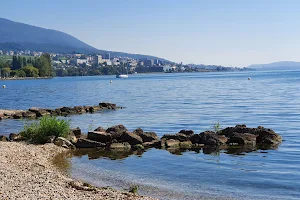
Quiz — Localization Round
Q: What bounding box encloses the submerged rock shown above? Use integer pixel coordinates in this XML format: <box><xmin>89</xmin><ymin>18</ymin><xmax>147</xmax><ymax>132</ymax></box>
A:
<box><xmin>75</xmin><ymin>138</ymin><xmax>106</xmax><ymax>148</ymax></box>
<box><xmin>109</xmin><ymin>142</ymin><xmax>131</xmax><ymax>151</ymax></box>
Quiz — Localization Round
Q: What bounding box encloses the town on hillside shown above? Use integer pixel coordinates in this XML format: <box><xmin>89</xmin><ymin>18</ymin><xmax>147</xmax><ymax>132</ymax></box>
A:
<box><xmin>0</xmin><ymin>49</ymin><xmax>251</xmax><ymax>78</ymax></box>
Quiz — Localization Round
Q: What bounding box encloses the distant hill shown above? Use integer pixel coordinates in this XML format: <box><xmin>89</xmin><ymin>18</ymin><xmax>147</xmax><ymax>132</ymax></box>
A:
<box><xmin>0</xmin><ymin>18</ymin><xmax>168</xmax><ymax>61</ymax></box>
<box><xmin>248</xmin><ymin>61</ymin><xmax>300</xmax><ymax>70</ymax></box>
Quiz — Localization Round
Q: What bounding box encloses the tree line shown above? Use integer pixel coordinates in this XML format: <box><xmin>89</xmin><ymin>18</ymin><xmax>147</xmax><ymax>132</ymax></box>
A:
<box><xmin>0</xmin><ymin>53</ymin><xmax>53</xmax><ymax>78</ymax></box>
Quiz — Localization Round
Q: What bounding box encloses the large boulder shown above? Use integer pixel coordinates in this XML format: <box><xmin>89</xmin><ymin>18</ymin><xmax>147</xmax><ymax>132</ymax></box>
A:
<box><xmin>75</xmin><ymin>138</ymin><xmax>106</xmax><ymax>148</ymax></box>
<box><xmin>180</xmin><ymin>141</ymin><xmax>193</xmax><ymax>149</ymax></box>
<box><xmin>106</xmin><ymin>125</ymin><xmax>128</xmax><ymax>140</ymax></box>
<box><xmin>12</xmin><ymin>112</ymin><xmax>23</xmax><ymax>119</ymax></box>
<box><xmin>165</xmin><ymin>139</ymin><xmax>180</xmax><ymax>148</ymax></box>
<box><xmin>54</xmin><ymin>137</ymin><xmax>75</xmax><ymax>149</ymax></box>
<box><xmin>190</xmin><ymin>131</ymin><xmax>226</xmax><ymax>145</ymax></box>
<box><xmin>94</xmin><ymin>126</ymin><xmax>106</xmax><ymax>132</ymax></box>
<box><xmin>142</xmin><ymin>140</ymin><xmax>160</xmax><ymax>148</ymax></box>
<box><xmin>133</xmin><ymin>128</ymin><xmax>158</xmax><ymax>142</ymax></box>
<box><xmin>256</xmin><ymin>129</ymin><xmax>282</xmax><ymax>144</ymax></box>
<box><xmin>227</xmin><ymin>133</ymin><xmax>256</xmax><ymax>146</ymax></box>
<box><xmin>87</xmin><ymin>131</ymin><xmax>112</xmax><ymax>143</ymax></box>
<box><xmin>70</xmin><ymin>127</ymin><xmax>81</xmax><ymax>138</ymax></box>
<box><xmin>120</xmin><ymin>132</ymin><xmax>143</xmax><ymax>145</ymax></box>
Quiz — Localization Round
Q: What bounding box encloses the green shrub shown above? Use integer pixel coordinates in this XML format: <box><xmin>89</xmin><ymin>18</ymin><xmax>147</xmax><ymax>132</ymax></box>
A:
<box><xmin>21</xmin><ymin>116</ymin><xmax>70</xmax><ymax>144</ymax></box>
<box><xmin>129</xmin><ymin>185</ymin><xmax>139</xmax><ymax>194</ymax></box>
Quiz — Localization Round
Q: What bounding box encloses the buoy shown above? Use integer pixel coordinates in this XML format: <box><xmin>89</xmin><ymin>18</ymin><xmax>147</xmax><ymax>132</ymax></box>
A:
<box><xmin>2</xmin><ymin>85</ymin><xmax>6</xmax><ymax>88</ymax></box>
<box><xmin>110</xmin><ymin>80</ymin><xmax>112</xmax><ymax>83</ymax></box>
<box><xmin>248</xmin><ymin>77</ymin><xmax>251</xmax><ymax>80</ymax></box>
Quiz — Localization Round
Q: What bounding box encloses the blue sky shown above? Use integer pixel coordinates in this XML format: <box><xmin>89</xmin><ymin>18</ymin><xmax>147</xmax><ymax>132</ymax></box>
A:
<box><xmin>1</xmin><ymin>0</ymin><xmax>300</xmax><ymax>67</ymax></box>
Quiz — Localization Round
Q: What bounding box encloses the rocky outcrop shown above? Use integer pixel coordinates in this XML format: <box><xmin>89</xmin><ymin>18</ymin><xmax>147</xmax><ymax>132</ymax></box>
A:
<box><xmin>0</xmin><ymin>102</ymin><xmax>122</xmax><ymax>120</ymax></box>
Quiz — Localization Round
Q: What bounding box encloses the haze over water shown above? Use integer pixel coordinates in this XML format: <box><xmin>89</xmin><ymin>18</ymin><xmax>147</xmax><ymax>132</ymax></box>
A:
<box><xmin>1</xmin><ymin>71</ymin><xmax>300</xmax><ymax>199</ymax></box>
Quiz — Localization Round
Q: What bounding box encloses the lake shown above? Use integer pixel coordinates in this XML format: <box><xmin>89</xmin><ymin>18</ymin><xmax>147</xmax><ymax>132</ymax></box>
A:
<box><xmin>0</xmin><ymin>71</ymin><xmax>299</xmax><ymax>199</ymax></box>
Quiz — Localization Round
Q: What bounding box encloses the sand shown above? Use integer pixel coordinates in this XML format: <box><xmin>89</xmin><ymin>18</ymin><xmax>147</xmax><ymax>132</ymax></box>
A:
<box><xmin>0</xmin><ymin>141</ymin><xmax>156</xmax><ymax>200</ymax></box>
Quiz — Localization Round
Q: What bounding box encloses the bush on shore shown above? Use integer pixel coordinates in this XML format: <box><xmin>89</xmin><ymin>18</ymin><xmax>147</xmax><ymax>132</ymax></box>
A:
<box><xmin>21</xmin><ymin>116</ymin><xmax>70</xmax><ymax>144</ymax></box>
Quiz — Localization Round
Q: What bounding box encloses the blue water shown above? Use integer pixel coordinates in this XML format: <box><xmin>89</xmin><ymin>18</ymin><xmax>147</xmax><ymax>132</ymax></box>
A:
<box><xmin>1</xmin><ymin>71</ymin><xmax>300</xmax><ymax>199</ymax></box>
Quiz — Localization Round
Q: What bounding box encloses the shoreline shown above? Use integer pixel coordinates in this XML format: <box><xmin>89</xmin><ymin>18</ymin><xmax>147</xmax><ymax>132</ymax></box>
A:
<box><xmin>0</xmin><ymin>141</ymin><xmax>155</xmax><ymax>200</ymax></box>
<box><xmin>0</xmin><ymin>77</ymin><xmax>52</xmax><ymax>81</ymax></box>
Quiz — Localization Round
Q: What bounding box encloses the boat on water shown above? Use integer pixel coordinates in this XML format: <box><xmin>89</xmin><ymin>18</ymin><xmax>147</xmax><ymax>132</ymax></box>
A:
<box><xmin>116</xmin><ymin>74</ymin><xmax>128</xmax><ymax>78</ymax></box>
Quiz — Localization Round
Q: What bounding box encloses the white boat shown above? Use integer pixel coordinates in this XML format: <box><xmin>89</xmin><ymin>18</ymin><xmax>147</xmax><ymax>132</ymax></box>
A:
<box><xmin>116</xmin><ymin>74</ymin><xmax>128</xmax><ymax>78</ymax></box>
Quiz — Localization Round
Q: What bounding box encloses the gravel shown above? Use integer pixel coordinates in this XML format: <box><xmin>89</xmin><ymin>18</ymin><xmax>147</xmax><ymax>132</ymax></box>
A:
<box><xmin>0</xmin><ymin>142</ymin><xmax>156</xmax><ymax>200</ymax></box>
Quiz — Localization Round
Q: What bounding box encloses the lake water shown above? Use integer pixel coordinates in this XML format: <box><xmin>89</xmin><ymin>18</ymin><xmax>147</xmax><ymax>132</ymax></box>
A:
<box><xmin>0</xmin><ymin>71</ymin><xmax>300</xmax><ymax>200</ymax></box>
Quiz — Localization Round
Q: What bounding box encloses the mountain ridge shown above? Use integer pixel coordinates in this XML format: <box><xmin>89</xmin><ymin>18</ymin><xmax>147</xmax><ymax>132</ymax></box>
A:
<box><xmin>0</xmin><ymin>17</ymin><xmax>168</xmax><ymax>61</ymax></box>
<box><xmin>248</xmin><ymin>61</ymin><xmax>300</xmax><ymax>70</ymax></box>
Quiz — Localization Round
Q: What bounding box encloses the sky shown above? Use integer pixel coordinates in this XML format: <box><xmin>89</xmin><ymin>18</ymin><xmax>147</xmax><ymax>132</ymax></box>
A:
<box><xmin>1</xmin><ymin>0</ymin><xmax>300</xmax><ymax>67</ymax></box>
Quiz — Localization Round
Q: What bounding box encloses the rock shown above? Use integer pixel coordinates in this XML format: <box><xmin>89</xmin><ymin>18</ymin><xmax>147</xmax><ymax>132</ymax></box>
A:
<box><xmin>120</xmin><ymin>132</ymin><xmax>143</xmax><ymax>145</ymax></box>
<box><xmin>256</xmin><ymin>129</ymin><xmax>282</xmax><ymax>144</ymax></box>
<box><xmin>73</xmin><ymin>106</ymin><xmax>86</xmax><ymax>114</ymax></box>
<box><xmin>46</xmin><ymin>135</ymin><xmax>56</xmax><ymax>143</ymax></box>
<box><xmin>180</xmin><ymin>141</ymin><xmax>193</xmax><ymax>149</ymax></box>
<box><xmin>190</xmin><ymin>131</ymin><xmax>226</xmax><ymax>145</ymax></box>
<box><xmin>9</xmin><ymin>133</ymin><xmax>24</xmax><ymax>141</ymax></box>
<box><xmin>0</xmin><ymin>135</ymin><xmax>9</xmax><ymax>142</ymax></box>
<box><xmin>94</xmin><ymin>126</ymin><xmax>106</xmax><ymax>132</ymax></box>
<box><xmin>106</xmin><ymin>125</ymin><xmax>128</xmax><ymax>140</ymax></box>
<box><xmin>162</xmin><ymin>133</ymin><xmax>189</xmax><ymax>142</ymax></box>
<box><xmin>109</xmin><ymin>142</ymin><xmax>131</xmax><ymax>151</ymax></box>
<box><xmin>75</xmin><ymin>138</ymin><xmax>106</xmax><ymax>148</ymax></box>
<box><xmin>228</xmin><ymin>133</ymin><xmax>256</xmax><ymax>146</ymax></box>
<box><xmin>87</xmin><ymin>131</ymin><xmax>112</xmax><ymax>143</ymax></box>
<box><xmin>179</xmin><ymin>130</ymin><xmax>194</xmax><ymax>136</ymax></box>
<box><xmin>28</xmin><ymin>108</ymin><xmax>50</xmax><ymax>117</ymax></box>
<box><xmin>99</xmin><ymin>102</ymin><xmax>117</xmax><ymax>109</ymax></box>
<box><xmin>133</xmin><ymin>128</ymin><xmax>144</xmax><ymax>135</ymax></box>
<box><xmin>160</xmin><ymin>138</ymin><xmax>166</xmax><ymax>148</ymax></box>
<box><xmin>165</xmin><ymin>139</ymin><xmax>180</xmax><ymax>148</ymax></box>
<box><xmin>70</xmin><ymin>127</ymin><xmax>81</xmax><ymax>138</ymax></box>
<box><xmin>12</xmin><ymin>112</ymin><xmax>23</xmax><ymax>119</ymax></box>
<box><xmin>137</xmin><ymin>131</ymin><xmax>158</xmax><ymax>142</ymax></box>
<box><xmin>22</xmin><ymin>111</ymin><xmax>36</xmax><ymax>118</ymax></box>
<box><xmin>142</xmin><ymin>140</ymin><xmax>160</xmax><ymax>148</ymax></box>
<box><xmin>66</xmin><ymin>133</ymin><xmax>78</xmax><ymax>144</ymax></box>
<box><xmin>54</xmin><ymin>137</ymin><xmax>75</xmax><ymax>149</ymax></box>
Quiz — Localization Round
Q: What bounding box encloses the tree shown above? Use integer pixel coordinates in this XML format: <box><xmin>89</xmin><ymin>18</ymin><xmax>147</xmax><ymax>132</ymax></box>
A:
<box><xmin>35</xmin><ymin>53</ymin><xmax>52</xmax><ymax>77</ymax></box>
<box><xmin>2</xmin><ymin>67</ymin><xmax>11</xmax><ymax>77</ymax></box>
<box><xmin>22</xmin><ymin>65</ymin><xmax>39</xmax><ymax>77</ymax></box>
<box><xmin>11</xmin><ymin>56</ymin><xmax>21</xmax><ymax>70</ymax></box>
<box><xmin>14</xmin><ymin>69</ymin><xmax>26</xmax><ymax>77</ymax></box>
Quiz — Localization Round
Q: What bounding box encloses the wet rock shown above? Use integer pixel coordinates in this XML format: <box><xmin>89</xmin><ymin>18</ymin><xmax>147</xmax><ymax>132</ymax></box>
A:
<box><xmin>120</xmin><ymin>132</ymin><xmax>143</xmax><ymax>145</ymax></box>
<box><xmin>190</xmin><ymin>131</ymin><xmax>226</xmax><ymax>145</ymax></box>
<box><xmin>75</xmin><ymin>138</ymin><xmax>106</xmax><ymax>148</ymax></box>
<box><xmin>256</xmin><ymin>129</ymin><xmax>282</xmax><ymax>144</ymax></box>
<box><xmin>106</xmin><ymin>125</ymin><xmax>128</xmax><ymax>140</ymax></box>
<box><xmin>179</xmin><ymin>130</ymin><xmax>194</xmax><ymax>136</ymax></box>
<box><xmin>228</xmin><ymin>133</ymin><xmax>256</xmax><ymax>146</ymax></box>
<box><xmin>12</xmin><ymin>112</ymin><xmax>23</xmax><ymax>119</ymax></box>
<box><xmin>0</xmin><ymin>135</ymin><xmax>9</xmax><ymax>142</ymax></box>
<box><xmin>22</xmin><ymin>111</ymin><xmax>36</xmax><ymax>118</ymax></box>
<box><xmin>162</xmin><ymin>133</ymin><xmax>189</xmax><ymax>142</ymax></box>
<box><xmin>165</xmin><ymin>139</ymin><xmax>180</xmax><ymax>148</ymax></box>
<box><xmin>87</xmin><ymin>131</ymin><xmax>112</xmax><ymax>143</ymax></box>
<box><xmin>141</xmin><ymin>131</ymin><xmax>158</xmax><ymax>142</ymax></box>
<box><xmin>180</xmin><ymin>141</ymin><xmax>193</xmax><ymax>149</ymax></box>
<box><xmin>28</xmin><ymin>108</ymin><xmax>50</xmax><ymax>117</ymax></box>
<box><xmin>94</xmin><ymin>126</ymin><xmax>106</xmax><ymax>132</ymax></box>
<box><xmin>142</xmin><ymin>140</ymin><xmax>160</xmax><ymax>148</ymax></box>
<box><xmin>99</xmin><ymin>102</ymin><xmax>117</xmax><ymax>109</ymax></box>
<box><xmin>54</xmin><ymin>137</ymin><xmax>75</xmax><ymax>149</ymax></box>
<box><xmin>73</xmin><ymin>106</ymin><xmax>86</xmax><ymax>114</ymax></box>
<box><xmin>109</xmin><ymin>142</ymin><xmax>131</xmax><ymax>151</ymax></box>
<box><xmin>70</xmin><ymin>127</ymin><xmax>81</xmax><ymax>138</ymax></box>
